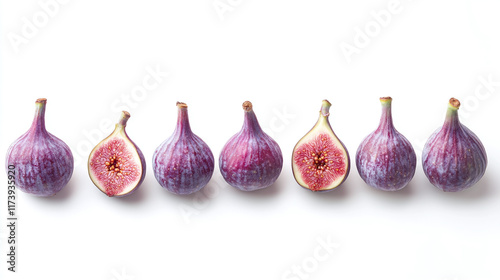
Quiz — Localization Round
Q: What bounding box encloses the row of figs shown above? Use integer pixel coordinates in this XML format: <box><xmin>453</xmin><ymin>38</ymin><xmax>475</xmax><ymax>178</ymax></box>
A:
<box><xmin>5</xmin><ymin>97</ymin><xmax>487</xmax><ymax>197</ymax></box>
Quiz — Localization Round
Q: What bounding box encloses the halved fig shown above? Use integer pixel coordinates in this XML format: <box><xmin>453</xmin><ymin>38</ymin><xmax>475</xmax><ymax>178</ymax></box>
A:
<box><xmin>88</xmin><ymin>111</ymin><xmax>146</xmax><ymax>197</ymax></box>
<box><xmin>292</xmin><ymin>100</ymin><xmax>350</xmax><ymax>191</ymax></box>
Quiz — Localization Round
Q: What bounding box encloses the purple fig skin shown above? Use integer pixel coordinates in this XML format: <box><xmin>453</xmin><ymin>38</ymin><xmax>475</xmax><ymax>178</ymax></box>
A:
<box><xmin>422</xmin><ymin>98</ymin><xmax>487</xmax><ymax>192</ymax></box>
<box><xmin>219</xmin><ymin>101</ymin><xmax>283</xmax><ymax>191</ymax></box>
<box><xmin>153</xmin><ymin>102</ymin><xmax>215</xmax><ymax>195</ymax></box>
<box><xmin>5</xmin><ymin>98</ymin><xmax>74</xmax><ymax>197</ymax></box>
<box><xmin>356</xmin><ymin>97</ymin><xmax>416</xmax><ymax>191</ymax></box>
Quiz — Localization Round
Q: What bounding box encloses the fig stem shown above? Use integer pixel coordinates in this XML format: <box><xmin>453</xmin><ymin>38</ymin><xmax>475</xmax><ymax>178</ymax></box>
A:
<box><xmin>243</xmin><ymin>101</ymin><xmax>253</xmax><ymax>112</ymax></box>
<box><xmin>377</xmin><ymin>96</ymin><xmax>394</xmax><ymax>132</ymax></box>
<box><xmin>445</xmin><ymin>98</ymin><xmax>460</xmax><ymax>125</ymax></box>
<box><xmin>30</xmin><ymin>98</ymin><xmax>48</xmax><ymax>135</ymax></box>
<box><xmin>242</xmin><ymin>101</ymin><xmax>263</xmax><ymax>134</ymax></box>
<box><xmin>117</xmin><ymin>111</ymin><xmax>131</xmax><ymax>128</ymax></box>
<box><xmin>380</xmin><ymin>96</ymin><xmax>392</xmax><ymax>105</ymax></box>
<box><xmin>313</xmin><ymin>100</ymin><xmax>333</xmax><ymax>129</ymax></box>
<box><xmin>175</xmin><ymin>102</ymin><xmax>192</xmax><ymax>135</ymax></box>
<box><xmin>176</xmin><ymin>102</ymin><xmax>188</xmax><ymax>109</ymax></box>
<box><xmin>449</xmin><ymin>98</ymin><xmax>460</xmax><ymax>110</ymax></box>
<box><xmin>320</xmin><ymin>100</ymin><xmax>331</xmax><ymax>117</ymax></box>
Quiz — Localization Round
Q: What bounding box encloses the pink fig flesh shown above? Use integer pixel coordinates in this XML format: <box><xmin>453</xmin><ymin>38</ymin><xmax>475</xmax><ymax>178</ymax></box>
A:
<box><xmin>293</xmin><ymin>133</ymin><xmax>347</xmax><ymax>190</ymax></box>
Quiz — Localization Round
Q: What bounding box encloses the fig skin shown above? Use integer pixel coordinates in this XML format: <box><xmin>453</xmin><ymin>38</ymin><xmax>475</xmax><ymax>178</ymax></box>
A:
<box><xmin>5</xmin><ymin>98</ymin><xmax>74</xmax><ymax>197</ymax></box>
<box><xmin>291</xmin><ymin>100</ymin><xmax>350</xmax><ymax>192</ymax></box>
<box><xmin>88</xmin><ymin>111</ymin><xmax>146</xmax><ymax>197</ymax></box>
<box><xmin>153</xmin><ymin>102</ymin><xmax>215</xmax><ymax>195</ymax></box>
<box><xmin>422</xmin><ymin>98</ymin><xmax>487</xmax><ymax>192</ymax></box>
<box><xmin>356</xmin><ymin>97</ymin><xmax>416</xmax><ymax>191</ymax></box>
<box><xmin>219</xmin><ymin>101</ymin><xmax>283</xmax><ymax>191</ymax></box>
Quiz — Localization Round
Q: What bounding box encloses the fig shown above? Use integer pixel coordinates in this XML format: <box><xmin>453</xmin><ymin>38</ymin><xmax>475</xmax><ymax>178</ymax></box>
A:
<box><xmin>355</xmin><ymin>97</ymin><xmax>416</xmax><ymax>191</ymax></box>
<box><xmin>5</xmin><ymin>98</ymin><xmax>74</xmax><ymax>197</ymax></box>
<box><xmin>422</xmin><ymin>98</ymin><xmax>487</xmax><ymax>192</ymax></box>
<box><xmin>153</xmin><ymin>102</ymin><xmax>214</xmax><ymax>195</ymax></box>
<box><xmin>88</xmin><ymin>111</ymin><xmax>146</xmax><ymax>197</ymax></box>
<box><xmin>292</xmin><ymin>100</ymin><xmax>350</xmax><ymax>192</ymax></box>
<box><xmin>219</xmin><ymin>101</ymin><xmax>283</xmax><ymax>191</ymax></box>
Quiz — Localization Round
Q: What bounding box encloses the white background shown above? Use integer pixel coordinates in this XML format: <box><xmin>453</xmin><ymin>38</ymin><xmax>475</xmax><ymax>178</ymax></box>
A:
<box><xmin>1</xmin><ymin>1</ymin><xmax>500</xmax><ymax>279</ymax></box>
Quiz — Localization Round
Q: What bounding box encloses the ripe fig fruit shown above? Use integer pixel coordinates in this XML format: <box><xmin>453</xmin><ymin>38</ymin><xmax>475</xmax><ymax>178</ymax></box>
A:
<box><xmin>422</xmin><ymin>98</ymin><xmax>487</xmax><ymax>192</ymax></box>
<box><xmin>219</xmin><ymin>101</ymin><xmax>283</xmax><ymax>191</ymax></box>
<box><xmin>292</xmin><ymin>100</ymin><xmax>350</xmax><ymax>192</ymax></box>
<box><xmin>356</xmin><ymin>97</ymin><xmax>416</xmax><ymax>191</ymax></box>
<box><xmin>5</xmin><ymin>98</ymin><xmax>74</xmax><ymax>196</ymax></box>
<box><xmin>88</xmin><ymin>111</ymin><xmax>146</xmax><ymax>197</ymax></box>
<box><xmin>153</xmin><ymin>102</ymin><xmax>214</xmax><ymax>195</ymax></box>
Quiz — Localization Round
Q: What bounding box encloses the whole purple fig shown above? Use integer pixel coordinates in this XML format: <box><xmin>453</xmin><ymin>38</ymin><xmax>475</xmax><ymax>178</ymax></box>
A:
<box><xmin>219</xmin><ymin>101</ymin><xmax>283</xmax><ymax>191</ymax></box>
<box><xmin>5</xmin><ymin>98</ymin><xmax>74</xmax><ymax>196</ymax></box>
<box><xmin>422</xmin><ymin>98</ymin><xmax>487</xmax><ymax>192</ymax></box>
<box><xmin>153</xmin><ymin>102</ymin><xmax>215</xmax><ymax>195</ymax></box>
<box><xmin>356</xmin><ymin>97</ymin><xmax>416</xmax><ymax>191</ymax></box>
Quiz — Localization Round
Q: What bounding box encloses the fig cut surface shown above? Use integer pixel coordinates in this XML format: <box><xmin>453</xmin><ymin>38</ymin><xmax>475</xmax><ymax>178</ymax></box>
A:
<box><xmin>292</xmin><ymin>100</ymin><xmax>350</xmax><ymax>191</ymax></box>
